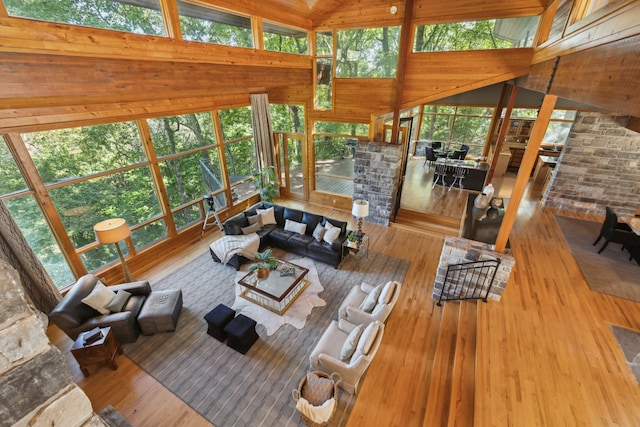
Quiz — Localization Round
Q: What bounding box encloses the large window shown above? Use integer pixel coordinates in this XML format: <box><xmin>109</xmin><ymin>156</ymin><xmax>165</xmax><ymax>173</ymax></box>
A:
<box><xmin>219</xmin><ymin>107</ymin><xmax>257</xmax><ymax>202</ymax></box>
<box><xmin>336</xmin><ymin>27</ymin><xmax>400</xmax><ymax>78</ymax></box>
<box><xmin>414</xmin><ymin>16</ymin><xmax>539</xmax><ymax>52</ymax></box>
<box><xmin>148</xmin><ymin>112</ymin><xmax>225</xmax><ymax>228</ymax></box>
<box><xmin>313</xmin><ymin>122</ymin><xmax>368</xmax><ymax>196</ymax></box>
<box><xmin>420</xmin><ymin>106</ymin><xmax>494</xmax><ymax>158</ymax></box>
<box><xmin>263</xmin><ymin>22</ymin><xmax>308</xmax><ymax>54</ymax></box>
<box><xmin>22</xmin><ymin>122</ymin><xmax>165</xmax><ymax>276</ymax></box>
<box><xmin>5</xmin><ymin>0</ymin><xmax>166</xmax><ymax>36</ymax></box>
<box><xmin>315</xmin><ymin>31</ymin><xmax>333</xmax><ymax>110</ymax></box>
<box><xmin>177</xmin><ymin>0</ymin><xmax>253</xmax><ymax>47</ymax></box>
<box><xmin>1</xmin><ymin>141</ymin><xmax>75</xmax><ymax>289</ymax></box>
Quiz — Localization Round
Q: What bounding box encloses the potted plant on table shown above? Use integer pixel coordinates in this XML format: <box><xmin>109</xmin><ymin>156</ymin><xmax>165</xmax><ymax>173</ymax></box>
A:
<box><xmin>248</xmin><ymin>248</ymin><xmax>278</xmax><ymax>279</ymax></box>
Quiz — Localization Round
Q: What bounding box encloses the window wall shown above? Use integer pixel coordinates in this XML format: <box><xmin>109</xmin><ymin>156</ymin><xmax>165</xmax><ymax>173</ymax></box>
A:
<box><xmin>0</xmin><ymin>106</ymin><xmax>257</xmax><ymax>290</ymax></box>
<box><xmin>313</xmin><ymin>122</ymin><xmax>368</xmax><ymax>196</ymax></box>
<box><xmin>336</xmin><ymin>27</ymin><xmax>400</xmax><ymax>78</ymax></box>
<box><xmin>263</xmin><ymin>22</ymin><xmax>308</xmax><ymax>54</ymax></box>
<box><xmin>414</xmin><ymin>16</ymin><xmax>540</xmax><ymax>52</ymax></box>
<box><xmin>5</xmin><ymin>0</ymin><xmax>167</xmax><ymax>36</ymax></box>
<box><xmin>420</xmin><ymin>106</ymin><xmax>494</xmax><ymax>158</ymax></box>
<box><xmin>177</xmin><ymin>0</ymin><xmax>253</xmax><ymax>47</ymax></box>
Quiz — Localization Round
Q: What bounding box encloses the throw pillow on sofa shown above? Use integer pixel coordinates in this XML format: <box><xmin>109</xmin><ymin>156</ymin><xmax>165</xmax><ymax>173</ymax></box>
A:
<box><xmin>312</xmin><ymin>223</ymin><xmax>326</xmax><ymax>242</ymax></box>
<box><xmin>247</xmin><ymin>214</ymin><xmax>263</xmax><ymax>227</ymax></box>
<box><xmin>81</xmin><ymin>281</ymin><xmax>116</xmax><ymax>315</ymax></box>
<box><xmin>284</xmin><ymin>219</ymin><xmax>307</xmax><ymax>235</ymax></box>
<box><xmin>241</xmin><ymin>222</ymin><xmax>262</xmax><ymax>234</ymax></box>
<box><xmin>360</xmin><ymin>284</ymin><xmax>383</xmax><ymax>313</ymax></box>
<box><xmin>323</xmin><ymin>222</ymin><xmax>341</xmax><ymax>244</ymax></box>
<box><xmin>340</xmin><ymin>324</ymin><xmax>364</xmax><ymax>361</ymax></box>
<box><xmin>106</xmin><ymin>290</ymin><xmax>132</xmax><ymax>313</ymax></box>
<box><xmin>256</xmin><ymin>207</ymin><xmax>277</xmax><ymax>225</ymax></box>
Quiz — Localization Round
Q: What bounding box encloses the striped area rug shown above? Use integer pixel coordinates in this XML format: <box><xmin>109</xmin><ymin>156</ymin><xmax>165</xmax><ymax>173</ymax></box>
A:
<box><xmin>123</xmin><ymin>248</ymin><xmax>410</xmax><ymax>427</ymax></box>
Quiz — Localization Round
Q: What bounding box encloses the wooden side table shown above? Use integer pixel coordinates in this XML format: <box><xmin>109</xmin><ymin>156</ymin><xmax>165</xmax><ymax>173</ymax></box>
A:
<box><xmin>70</xmin><ymin>326</ymin><xmax>122</xmax><ymax>376</ymax></box>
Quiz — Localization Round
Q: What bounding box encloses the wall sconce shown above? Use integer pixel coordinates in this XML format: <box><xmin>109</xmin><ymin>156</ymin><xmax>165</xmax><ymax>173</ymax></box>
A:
<box><xmin>94</xmin><ymin>218</ymin><xmax>135</xmax><ymax>282</ymax></box>
<box><xmin>352</xmin><ymin>199</ymin><xmax>370</xmax><ymax>243</ymax></box>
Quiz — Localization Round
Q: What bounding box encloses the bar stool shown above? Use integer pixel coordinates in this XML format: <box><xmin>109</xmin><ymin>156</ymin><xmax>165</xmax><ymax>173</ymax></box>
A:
<box><xmin>432</xmin><ymin>164</ymin><xmax>449</xmax><ymax>188</ymax></box>
<box><xmin>449</xmin><ymin>166</ymin><xmax>467</xmax><ymax>191</ymax></box>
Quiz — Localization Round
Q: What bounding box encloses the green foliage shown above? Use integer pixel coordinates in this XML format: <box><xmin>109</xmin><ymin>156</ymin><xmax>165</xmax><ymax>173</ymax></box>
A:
<box><xmin>5</xmin><ymin>0</ymin><xmax>166</xmax><ymax>36</ymax></box>
<box><xmin>414</xmin><ymin>16</ymin><xmax>538</xmax><ymax>52</ymax></box>
<box><xmin>252</xmin><ymin>166</ymin><xmax>278</xmax><ymax>203</ymax></box>
<box><xmin>336</xmin><ymin>27</ymin><xmax>400</xmax><ymax>78</ymax></box>
<box><xmin>248</xmin><ymin>248</ymin><xmax>278</xmax><ymax>273</ymax></box>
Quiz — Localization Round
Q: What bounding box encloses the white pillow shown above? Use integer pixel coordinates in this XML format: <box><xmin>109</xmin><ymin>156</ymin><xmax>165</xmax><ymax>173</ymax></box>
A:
<box><xmin>106</xmin><ymin>290</ymin><xmax>132</xmax><ymax>313</ymax></box>
<box><xmin>359</xmin><ymin>285</ymin><xmax>382</xmax><ymax>313</ymax></box>
<box><xmin>284</xmin><ymin>219</ymin><xmax>307</xmax><ymax>235</ymax></box>
<box><xmin>323</xmin><ymin>222</ymin><xmax>341</xmax><ymax>244</ymax></box>
<box><xmin>256</xmin><ymin>207</ymin><xmax>277</xmax><ymax>225</ymax></box>
<box><xmin>340</xmin><ymin>324</ymin><xmax>364</xmax><ymax>361</ymax></box>
<box><xmin>312</xmin><ymin>223</ymin><xmax>326</xmax><ymax>242</ymax></box>
<box><xmin>81</xmin><ymin>281</ymin><xmax>116</xmax><ymax>315</ymax></box>
<box><xmin>357</xmin><ymin>322</ymin><xmax>380</xmax><ymax>356</ymax></box>
<box><xmin>378</xmin><ymin>281</ymin><xmax>397</xmax><ymax>304</ymax></box>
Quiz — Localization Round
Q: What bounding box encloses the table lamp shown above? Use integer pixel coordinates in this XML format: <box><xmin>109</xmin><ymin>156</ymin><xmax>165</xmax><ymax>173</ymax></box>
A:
<box><xmin>352</xmin><ymin>199</ymin><xmax>369</xmax><ymax>243</ymax></box>
<box><xmin>94</xmin><ymin>218</ymin><xmax>135</xmax><ymax>282</ymax></box>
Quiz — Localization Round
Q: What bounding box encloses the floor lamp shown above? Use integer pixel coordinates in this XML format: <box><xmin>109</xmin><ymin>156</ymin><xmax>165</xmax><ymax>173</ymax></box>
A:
<box><xmin>94</xmin><ymin>218</ymin><xmax>135</xmax><ymax>282</ymax></box>
<box><xmin>352</xmin><ymin>199</ymin><xmax>369</xmax><ymax>244</ymax></box>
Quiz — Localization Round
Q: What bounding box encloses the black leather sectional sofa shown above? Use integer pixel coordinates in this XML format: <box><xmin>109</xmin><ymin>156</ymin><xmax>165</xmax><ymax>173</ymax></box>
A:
<box><xmin>210</xmin><ymin>202</ymin><xmax>348</xmax><ymax>270</ymax></box>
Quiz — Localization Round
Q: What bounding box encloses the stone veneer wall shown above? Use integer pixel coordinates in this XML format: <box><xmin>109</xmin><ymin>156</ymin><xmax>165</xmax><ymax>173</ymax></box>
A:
<box><xmin>353</xmin><ymin>141</ymin><xmax>403</xmax><ymax>226</ymax></box>
<box><xmin>543</xmin><ymin>111</ymin><xmax>640</xmax><ymax>218</ymax></box>
<box><xmin>0</xmin><ymin>260</ymin><xmax>107</xmax><ymax>427</ymax></box>
<box><xmin>432</xmin><ymin>236</ymin><xmax>515</xmax><ymax>302</ymax></box>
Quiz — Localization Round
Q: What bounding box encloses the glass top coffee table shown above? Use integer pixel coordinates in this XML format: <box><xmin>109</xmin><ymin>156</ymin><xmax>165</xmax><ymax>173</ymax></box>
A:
<box><xmin>238</xmin><ymin>259</ymin><xmax>309</xmax><ymax>315</ymax></box>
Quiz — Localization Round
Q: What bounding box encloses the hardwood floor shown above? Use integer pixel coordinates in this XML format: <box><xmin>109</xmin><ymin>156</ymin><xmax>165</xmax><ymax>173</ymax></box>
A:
<box><xmin>49</xmin><ymin>173</ymin><xmax>640</xmax><ymax>426</ymax></box>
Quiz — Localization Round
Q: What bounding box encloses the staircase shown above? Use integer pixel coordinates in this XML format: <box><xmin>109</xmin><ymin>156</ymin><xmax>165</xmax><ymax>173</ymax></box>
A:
<box><xmin>393</xmin><ymin>208</ymin><xmax>461</xmax><ymax>238</ymax></box>
<box><xmin>422</xmin><ymin>300</ymin><xmax>478</xmax><ymax>427</ymax></box>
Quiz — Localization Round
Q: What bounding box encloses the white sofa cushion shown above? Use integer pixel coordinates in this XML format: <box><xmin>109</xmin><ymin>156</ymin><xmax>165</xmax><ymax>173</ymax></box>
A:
<box><xmin>256</xmin><ymin>207</ymin><xmax>277</xmax><ymax>224</ymax></box>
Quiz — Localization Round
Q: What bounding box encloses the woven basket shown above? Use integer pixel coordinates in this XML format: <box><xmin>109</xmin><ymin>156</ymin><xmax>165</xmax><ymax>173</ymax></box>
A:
<box><xmin>291</xmin><ymin>371</ymin><xmax>341</xmax><ymax>427</ymax></box>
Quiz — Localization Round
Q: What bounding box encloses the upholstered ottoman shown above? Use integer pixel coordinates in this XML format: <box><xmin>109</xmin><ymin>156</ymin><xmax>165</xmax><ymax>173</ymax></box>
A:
<box><xmin>224</xmin><ymin>314</ymin><xmax>259</xmax><ymax>354</ymax></box>
<box><xmin>137</xmin><ymin>289</ymin><xmax>183</xmax><ymax>335</ymax></box>
<box><xmin>204</xmin><ymin>304</ymin><xmax>236</xmax><ymax>341</ymax></box>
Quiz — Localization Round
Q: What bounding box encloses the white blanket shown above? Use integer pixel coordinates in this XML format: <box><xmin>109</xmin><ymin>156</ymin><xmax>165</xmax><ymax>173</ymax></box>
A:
<box><xmin>209</xmin><ymin>233</ymin><xmax>260</xmax><ymax>265</ymax></box>
<box><xmin>296</xmin><ymin>397</ymin><xmax>336</xmax><ymax>424</ymax></box>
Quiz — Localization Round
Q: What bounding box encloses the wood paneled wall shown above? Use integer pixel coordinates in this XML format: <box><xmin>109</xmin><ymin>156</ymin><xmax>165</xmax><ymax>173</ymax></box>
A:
<box><xmin>412</xmin><ymin>0</ymin><xmax>548</xmax><ymax>23</ymax></box>
<box><xmin>401</xmin><ymin>49</ymin><xmax>534</xmax><ymax>107</ymax></box>
<box><xmin>548</xmin><ymin>35</ymin><xmax>640</xmax><ymax>116</ymax></box>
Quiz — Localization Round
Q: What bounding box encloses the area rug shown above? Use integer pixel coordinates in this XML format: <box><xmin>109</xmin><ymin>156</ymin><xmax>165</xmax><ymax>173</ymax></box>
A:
<box><xmin>232</xmin><ymin>257</ymin><xmax>324</xmax><ymax>336</ymax></box>
<box><xmin>122</xmin><ymin>248</ymin><xmax>410</xmax><ymax>427</ymax></box>
<box><xmin>554</xmin><ymin>215</ymin><xmax>640</xmax><ymax>302</ymax></box>
<box><xmin>609</xmin><ymin>325</ymin><xmax>640</xmax><ymax>384</ymax></box>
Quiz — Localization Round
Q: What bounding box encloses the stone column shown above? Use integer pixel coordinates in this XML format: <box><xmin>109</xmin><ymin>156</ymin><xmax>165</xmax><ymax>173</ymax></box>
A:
<box><xmin>432</xmin><ymin>236</ymin><xmax>516</xmax><ymax>302</ymax></box>
<box><xmin>0</xmin><ymin>260</ymin><xmax>107</xmax><ymax>427</ymax></box>
<box><xmin>353</xmin><ymin>141</ymin><xmax>403</xmax><ymax>226</ymax></box>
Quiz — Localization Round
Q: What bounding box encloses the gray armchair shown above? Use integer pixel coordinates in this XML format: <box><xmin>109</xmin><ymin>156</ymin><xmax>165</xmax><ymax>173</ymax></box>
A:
<box><xmin>338</xmin><ymin>281</ymin><xmax>401</xmax><ymax>325</ymax></box>
<box><xmin>309</xmin><ymin>319</ymin><xmax>384</xmax><ymax>395</ymax></box>
<box><xmin>49</xmin><ymin>274</ymin><xmax>151</xmax><ymax>343</ymax></box>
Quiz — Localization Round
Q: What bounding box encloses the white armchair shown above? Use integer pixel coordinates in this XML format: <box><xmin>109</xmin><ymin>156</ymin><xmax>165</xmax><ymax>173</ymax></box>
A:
<box><xmin>338</xmin><ymin>280</ymin><xmax>401</xmax><ymax>325</ymax></box>
<box><xmin>309</xmin><ymin>319</ymin><xmax>384</xmax><ymax>395</ymax></box>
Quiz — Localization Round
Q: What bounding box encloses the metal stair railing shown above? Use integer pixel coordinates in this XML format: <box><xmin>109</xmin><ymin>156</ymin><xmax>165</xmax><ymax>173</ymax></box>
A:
<box><xmin>437</xmin><ymin>259</ymin><xmax>501</xmax><ymax>306</ymax></box>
